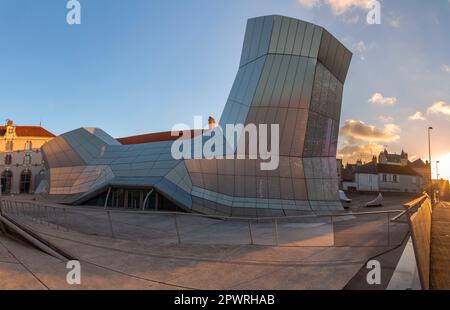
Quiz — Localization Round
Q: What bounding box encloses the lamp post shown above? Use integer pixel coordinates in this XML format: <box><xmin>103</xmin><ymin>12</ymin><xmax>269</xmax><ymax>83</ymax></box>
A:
<box><xmin>428</xmin><ymin>127</ymin><xmax>434</xmax><ymax>203</ymax></box>
<box><xmin>436</xmin><ymin>161</ymin><xmax>440</xmax><ymax>180</ymax></box>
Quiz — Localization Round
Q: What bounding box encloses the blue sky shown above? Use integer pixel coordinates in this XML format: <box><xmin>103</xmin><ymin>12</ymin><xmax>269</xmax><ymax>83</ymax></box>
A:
<box><xmin>0</xmin><ymin>0</ymin><xmax>449</xmax><ymax>174</ymax></box>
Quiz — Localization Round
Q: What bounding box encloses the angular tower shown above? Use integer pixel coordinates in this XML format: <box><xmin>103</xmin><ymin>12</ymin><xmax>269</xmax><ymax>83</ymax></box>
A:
<box><xmin>184</xmin><ymin>15</ymin><xmax>352</xmax><ymax>216</ymax></box>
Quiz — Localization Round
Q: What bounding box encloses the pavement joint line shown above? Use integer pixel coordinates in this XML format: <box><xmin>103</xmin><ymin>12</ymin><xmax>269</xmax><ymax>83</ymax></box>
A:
<box><xmin>0</xmin><ymin>260</ymin><xmax>21</xmax><ymax>265</ymax></box>
<box><xmin>78</xmin><ymin>257</ymin><xmax>199</xmax><ymax>290</ymax></box>
<box><xmin>0</xmin><ymin>237</ymin><xmax>50</xmax><ymax>290</ymax></box>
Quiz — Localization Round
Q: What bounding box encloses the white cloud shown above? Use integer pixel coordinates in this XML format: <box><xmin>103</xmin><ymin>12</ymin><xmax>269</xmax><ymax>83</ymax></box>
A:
<box><xmin>409</xmin><ymin>112</ymin><xmax>426</xmax><ymax>121</ymax></box>
<box><xmin>338</xmin><ymin>142</ymin><xmax>385</xmax><ymax>164</ymax></box>
<box><xmin>387</xmin><ymin>16</ymin><xmax>401</xmax><ymax>28</ymax></box>
<box><xmin>298</xmin><ymin>0</ymin><xmax>322</xmax><ymax>8</ymax></box>
<box><xmin>442</xmin><ymin>64</ymin><xmax>450</xmax><ymax>73</ymax></box>
<box><xmin>339</xmin><ymin>119</ymin><xmax>400</xmax><ymax>163</ymax></box>
<box><xmin>368</xmin><ymin>93</ymin><xmax>398</xmax><ymax>105</ymax></box>
<box><xmin>342</xmin><ymin>14</ymin><xmax>360</xmax><ymax>24</ymax></box>
<box><xmin>342</xmin><ymin>39</ymin><xmax>375</xmax><ymax>60</ymax></box>
<box><xmin>340</xmin><ymin>119</ymin><xmax>400</xmax><ymax>143</ymax></box>
<box><xmin>297</xmin><ymin>0</ymin><xmax>373</xmax><ymax>15</ymax></box>
<box><xmin>427</xmin><ymin>101</ymin><xmax>450</xmax><ymax>117</ymax></box>
<box><xmin>378</xmin><ymin>115</ymin><xmax>394</xmax><ymax>123</ymax></box>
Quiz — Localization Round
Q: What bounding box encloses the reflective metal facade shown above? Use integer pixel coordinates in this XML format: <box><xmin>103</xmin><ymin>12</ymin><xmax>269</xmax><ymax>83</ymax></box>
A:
<box><xmin>42</xmin><ymin>15</ymin><xmax>352</xmax><ymax>216</ymax></box>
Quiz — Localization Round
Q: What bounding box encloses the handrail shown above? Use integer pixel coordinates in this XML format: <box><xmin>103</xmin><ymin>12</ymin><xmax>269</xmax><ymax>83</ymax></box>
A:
<box><xmin>391</xmin><ymin>194</ymin><xmax>429</xmax><ymax>222</ymax></box>
<box><xmin>0</xmin><ymin>196</ymin><xmax>404</xmax><ymax>222</ymax></box>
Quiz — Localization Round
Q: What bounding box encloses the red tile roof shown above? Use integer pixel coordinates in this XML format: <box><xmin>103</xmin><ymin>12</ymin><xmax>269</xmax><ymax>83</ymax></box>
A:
<box><xmin>0</xmin><ymin>126</ymin><xmax>55</xmax><ymax>138</ymax></box>
<box><xmin>117</xmin><ymin>130</ymin><xmax>204</xmax><ymax>145</ymax></box>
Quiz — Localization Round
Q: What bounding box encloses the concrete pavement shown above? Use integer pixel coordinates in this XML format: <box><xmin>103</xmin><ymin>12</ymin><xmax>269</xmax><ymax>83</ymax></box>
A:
<box><xmin>430</xmin><ymin>202</ymin><xmax>450</xmax><ymax>290</ymax></box>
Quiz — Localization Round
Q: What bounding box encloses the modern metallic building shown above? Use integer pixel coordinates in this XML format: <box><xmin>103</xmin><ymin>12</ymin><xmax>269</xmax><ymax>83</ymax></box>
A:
<box><xmin>41</xmin><ymin>15</ymin><xmax>352</xmax><ymax>216</ymax></box>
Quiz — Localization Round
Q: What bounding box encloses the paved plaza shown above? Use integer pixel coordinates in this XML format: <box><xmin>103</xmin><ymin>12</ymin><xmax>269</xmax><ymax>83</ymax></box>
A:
<box><xmin>0</xmin><ymin>194</ymin><xmax>410</xmax><ymax>290</ymax></box>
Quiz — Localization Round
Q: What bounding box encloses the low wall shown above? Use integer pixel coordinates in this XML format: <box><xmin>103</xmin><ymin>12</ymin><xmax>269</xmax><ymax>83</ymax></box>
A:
<box><xmin>404</xmin><ymin>194</ymin><xmax>432</xmax><ymax>290</ymax></box>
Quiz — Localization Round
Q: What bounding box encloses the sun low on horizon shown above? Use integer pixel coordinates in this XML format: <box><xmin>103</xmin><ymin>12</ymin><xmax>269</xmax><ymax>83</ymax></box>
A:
<box><xmin>436</xmin><ymin>153</ymin><xmax>450</xmax><ymax>181</ymax></box>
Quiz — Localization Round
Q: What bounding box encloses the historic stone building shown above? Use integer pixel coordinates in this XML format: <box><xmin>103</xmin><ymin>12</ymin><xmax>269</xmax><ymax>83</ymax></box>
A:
<box><xmin>0</xmin><ymin>120</ymin><xmax>55</xmax><ymax>194</ymax></box>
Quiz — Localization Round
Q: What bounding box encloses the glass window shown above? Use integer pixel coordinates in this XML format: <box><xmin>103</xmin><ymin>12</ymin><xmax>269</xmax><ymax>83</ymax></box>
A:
<box><xmin>393</xmin><ymin>175</ymin><xmax>398</xmax><ymax>183</ymax></box>
<box><xmin>20</xmin><ymin>170</ymin><xmax>32</xmax><ymax>194</ymax></box>
<box><xmin>1</xmin><ymin>170</ymin><xmax>13</xmax><ymax>194</ymax></box>
<box><xmin>24</xmin><ymin>154</ymin><xmax>32</xmax><ymax>165</ymax></box>
<box><xmin>25</xmin><ymin>141</ymin><xmax>32</xmax><ymax>151</ymax></box>
<box><xmin>5</xmin><ymin>141</ymin><xmax>13</xmax><ymax>152</ymax></box>
<box><xmin>382</xmin><ymin>174</ymin><xmax>387</xmax><ymax>182</ymax></box>
<box><xmin>4</xmin><ymin>154</ymin><xmax>12</xmax><ymax>165</ymax></box>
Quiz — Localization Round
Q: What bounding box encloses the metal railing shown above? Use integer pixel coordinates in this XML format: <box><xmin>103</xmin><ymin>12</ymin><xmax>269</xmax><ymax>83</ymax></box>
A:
<box><xmin>0</xmin><ymin>197</ymin><xmax>410</xmax><ymax>248</ymax></box>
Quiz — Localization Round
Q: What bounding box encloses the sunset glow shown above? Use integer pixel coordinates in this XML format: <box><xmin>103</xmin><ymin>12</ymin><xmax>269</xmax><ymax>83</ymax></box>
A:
<box><xmin>436</xmin><ymin>153</ymin><xmax>450</xmax><ymax>181</ymax></box>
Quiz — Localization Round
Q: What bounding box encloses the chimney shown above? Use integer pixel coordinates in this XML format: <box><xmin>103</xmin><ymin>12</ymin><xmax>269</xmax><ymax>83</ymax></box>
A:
<box><xmin>208</xmin><ymin>116</ymin><xmax>216</xmax><ymax>129</ymax></box>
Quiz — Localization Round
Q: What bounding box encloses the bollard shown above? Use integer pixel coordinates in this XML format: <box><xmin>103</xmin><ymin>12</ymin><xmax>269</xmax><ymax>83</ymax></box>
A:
<box><xmin>173</xmin><ymin>213</ymin><xmax>181</xmax><ymax>244</ymax></box>
<box><xmin>273</xmin><ymin>219</ymin><xmax>279</xmax><ymax>246</ymax></box>
<box><xmin>248</xmin><ymin>220</ymin><xmax>254</xmax><ymax>245</ymax></box>
<box><xmin>387</xmin><ymin>213</ymin><xmax>390</xmax><ymax>247</ymax></box>
<box><xmin>107</xmin><ymin>211</ymin><xmax>115</xmax><ymax>238</ymax></box>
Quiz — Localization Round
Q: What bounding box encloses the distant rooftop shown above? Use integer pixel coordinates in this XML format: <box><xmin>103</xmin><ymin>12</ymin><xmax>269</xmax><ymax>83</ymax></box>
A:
<box><xmin>356</xmin><ymin>163</ymin><xmax>421</xmax><ymax>176</ymax></box>
<box><xmin>0</xmin><ymin>121</ymin><xmax>55</xmax><ymax>138</ymax></box>
<box><xmin>117</xmin><ymin>129</ymin><xmax>204</xmax><ymax>145</ymax></box>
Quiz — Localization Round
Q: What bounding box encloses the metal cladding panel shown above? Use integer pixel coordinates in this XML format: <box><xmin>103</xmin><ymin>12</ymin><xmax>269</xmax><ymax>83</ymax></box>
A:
<box><xmin>240</xmin><ymin>16</ymin><xmax>274</xmax><ymax>67</ymax></box>
<box><xmin>260</xmin><ymin>56</ymin><xmax>283</xmax><ymax>107</ymax></box>
<box><xmin>292</xmin><ymin>21</ymin><xmax>307</xmax><ymax>55</ymax></box>
<box><xmin>270</xmin><ymin>55</ymin><xmax>291</xmax><ymax>107</ymax></box>
<box><xmin>258</xmin><ymin>16</ymin><xmax>274</xmax><ymax>58</ymax></box>
<box><xmin>42</xmin><ymin>136</ymin><xmax>86</xmax><ymax>169</ymax></box>
<box><xmin>318</xmin><ymin>31</ymin><xmax>353</xmax><ymax>83</ymax></box>
<box><xmin>275</xmin><ymin>17</ymin><xmax>291</xmax><ymax>54</ymax></box>
<box><xmin>289</xmin><ymin>57</ymin><xmax>307</xmax><ymax>108</ymax></box>
<box><xmin>280</xmin><ymin>56</ymin><xmax>300</xmax><ymax>107</ymax></box>
<box><xmin>268</xmin><ymin>16</ymin><xmax>282</xmax><ymax>54</ymax></box>
<box><xmin>284</xmin><ymin>19</ymin><xmax>298</xmax><ymax>55</ymax></box>
<box><xmin>220</xmin><ymin>56</ymin><xmax>266</xmax><ymax>127</ymax></box>
<box><xmin>239</xmin><ymin>18</ymin><xmax>255</xmax><ymax>66</ymax></box>
<box><xmin>300</xmin><ymin>23</ymin><xmax>315</xmax><ymax>57</ymax></box>
<box><xmin>309</xmin><ymin>27</ymin><xmax>323</xmax><ymax>59</ymax></box>
<box><xmin>248</xmin><ymin>17</ymin><xmax>264</xmax><ymax>62</ymax></box>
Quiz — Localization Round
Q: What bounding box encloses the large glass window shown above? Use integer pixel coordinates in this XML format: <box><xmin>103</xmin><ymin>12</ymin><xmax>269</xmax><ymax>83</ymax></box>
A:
<box><xmin>20</xmin><ymin>170</ymin><xmax>32</xmax><ymax>194</ymax></box>
<box><xmin>1</xmin><ymin>170</ymin><xmax>13</xmax><ymax>194</ymax></box>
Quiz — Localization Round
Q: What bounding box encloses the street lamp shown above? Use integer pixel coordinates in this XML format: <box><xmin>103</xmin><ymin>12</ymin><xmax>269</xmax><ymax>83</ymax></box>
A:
<box><xmin>428</xmin><ymin>127</ymin><xmax>434</xmax><ymax>203</ymax></box>
<box><xmin>428</xmin><ymin>127</ymin><xmax>433</xmax><ymax>170</ymax></box>
<box><xmin>437</xmin><ymin>161</ymin><xmax>440</xmax><ymax>180</ymax></box>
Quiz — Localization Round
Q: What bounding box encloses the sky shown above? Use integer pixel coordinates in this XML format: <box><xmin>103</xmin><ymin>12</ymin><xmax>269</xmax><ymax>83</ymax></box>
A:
<box><xmin>0</xmin><ymin>0</ymin><xmax>449</xmax><ymax>177</ymax></box>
